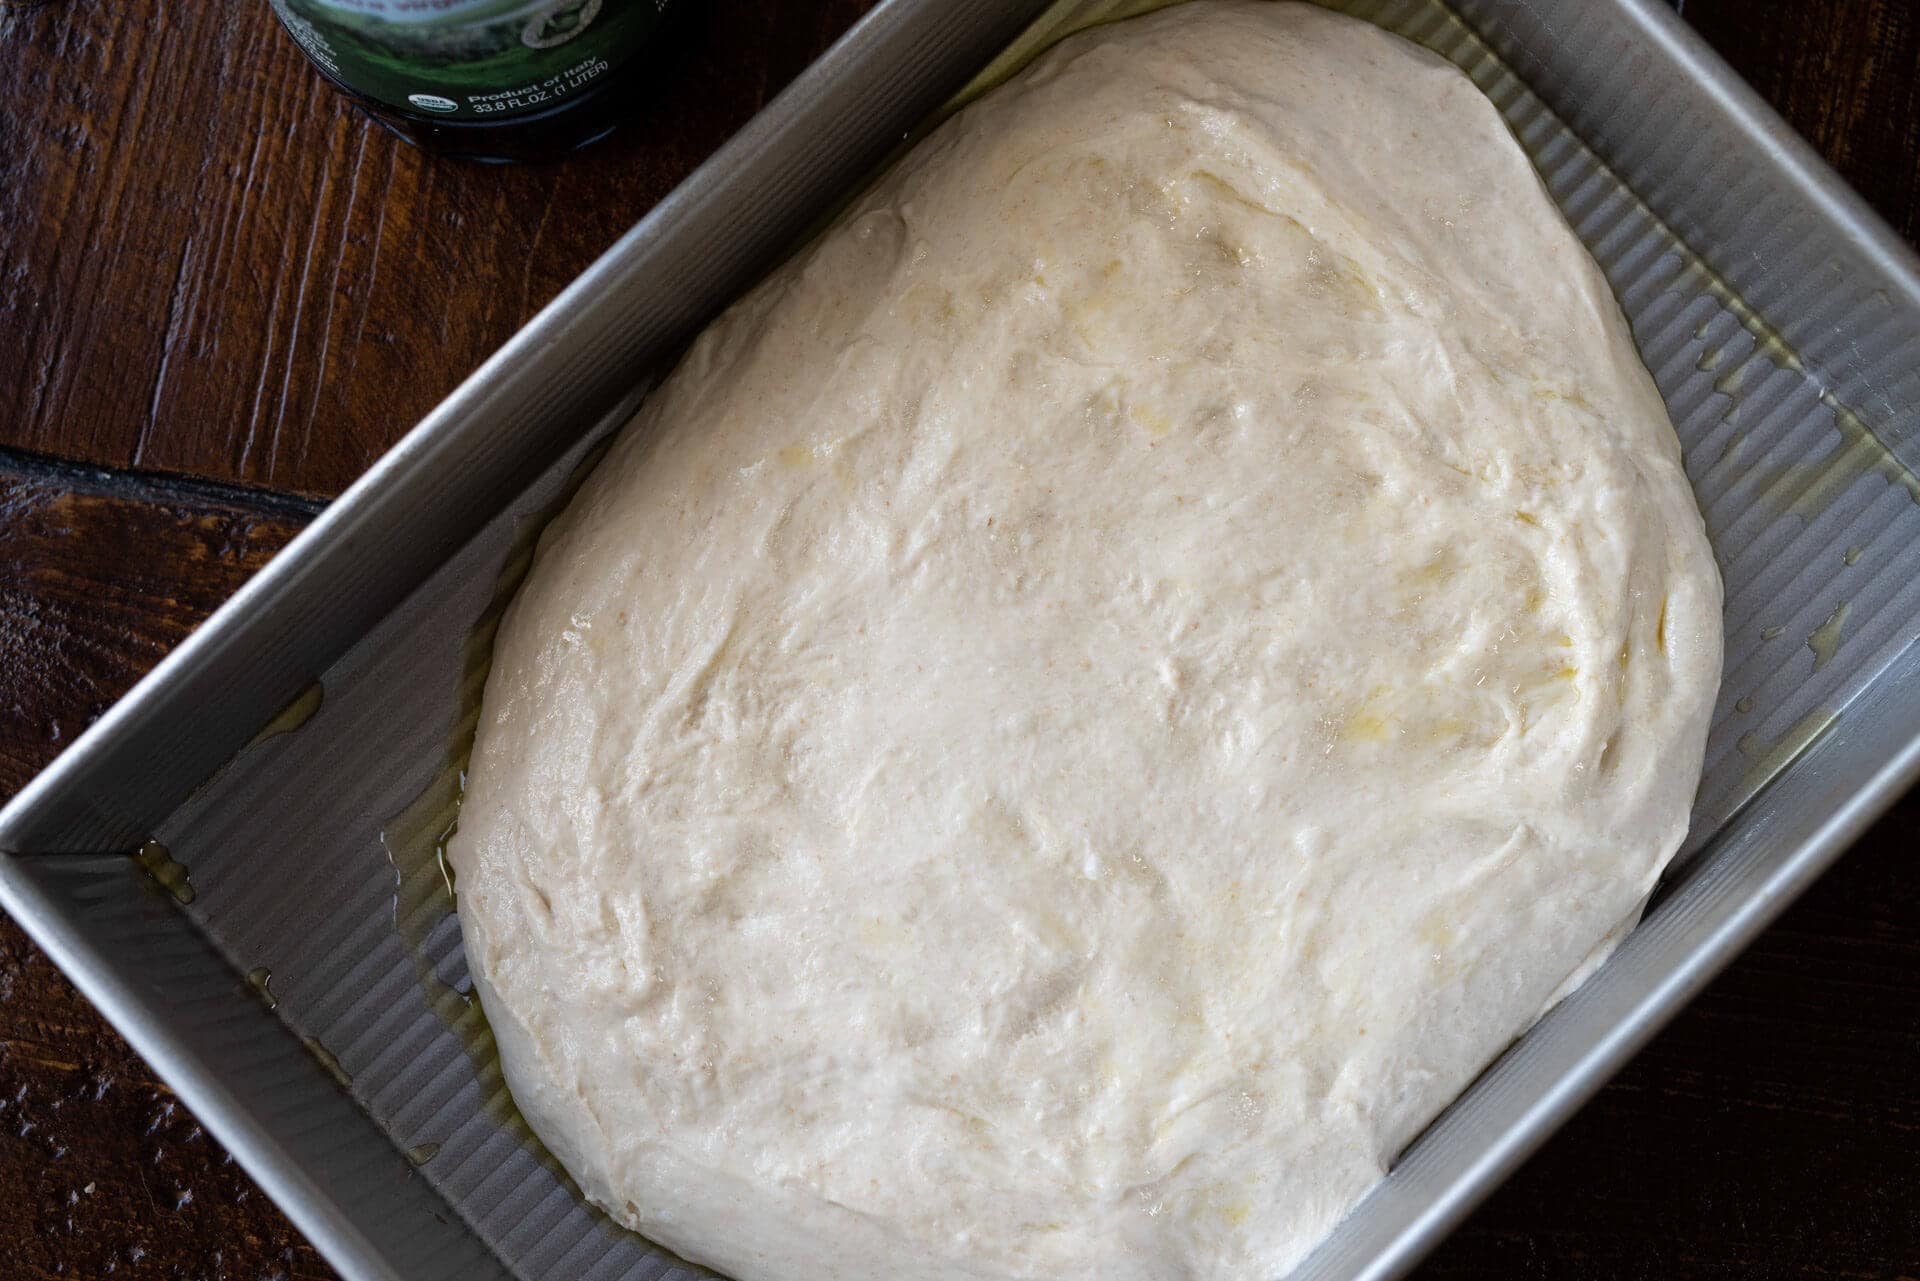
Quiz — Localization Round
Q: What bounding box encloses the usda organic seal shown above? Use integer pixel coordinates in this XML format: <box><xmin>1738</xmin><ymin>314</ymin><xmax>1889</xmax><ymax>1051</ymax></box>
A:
<box><xmin>407</xmin><ymin>93</ymin><xmax>460</xmax><ymax>113</ymax></box>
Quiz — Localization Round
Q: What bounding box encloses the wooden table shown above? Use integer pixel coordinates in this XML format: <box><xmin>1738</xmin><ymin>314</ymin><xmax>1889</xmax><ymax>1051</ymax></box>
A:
<box><xmin>2</xmin><ymin>2</ymin><xmax>1915</xmax><ymax>1277</ymax></box>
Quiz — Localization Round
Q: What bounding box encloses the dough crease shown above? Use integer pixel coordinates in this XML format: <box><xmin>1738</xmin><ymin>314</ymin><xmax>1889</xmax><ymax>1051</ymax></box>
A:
<box><xmin>449</xmin><ymin>5</ymin><xmax>1722</xmax><ymax>1278</ymax></box>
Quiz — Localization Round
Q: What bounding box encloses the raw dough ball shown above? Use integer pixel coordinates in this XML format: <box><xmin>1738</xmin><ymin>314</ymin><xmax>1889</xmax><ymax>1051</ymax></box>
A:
<box><xmin>449</xmin><ymin>5</ymin><xmax>1721</xmax><ymax>1279</ymax></box>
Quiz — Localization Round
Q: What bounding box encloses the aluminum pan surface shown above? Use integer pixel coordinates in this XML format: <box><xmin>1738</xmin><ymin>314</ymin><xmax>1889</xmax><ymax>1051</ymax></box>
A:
<box><xmin>3</xmin><ymin>2</ymin><xmax>1918</xmax><ymax>1280</ymax></box>
<box><xmin>0</xmin><ymin>0</ymin><xmax>1046</xmax><ymax>857</ymax></box>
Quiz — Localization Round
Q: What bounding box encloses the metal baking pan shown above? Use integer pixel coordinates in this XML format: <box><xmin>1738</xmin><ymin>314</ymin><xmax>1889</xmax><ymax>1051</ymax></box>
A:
<box><xmin>4</xmin><ymin>2</ymin><xmax>1917</xmax><ymax>1279</ymax></box>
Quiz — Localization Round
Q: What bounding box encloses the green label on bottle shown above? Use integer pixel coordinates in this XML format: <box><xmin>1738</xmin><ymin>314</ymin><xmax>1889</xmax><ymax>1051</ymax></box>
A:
<box><xmin>269</xmin><ymin>0</ymin><xmax>671</xmax><ymax>121</ymax></box>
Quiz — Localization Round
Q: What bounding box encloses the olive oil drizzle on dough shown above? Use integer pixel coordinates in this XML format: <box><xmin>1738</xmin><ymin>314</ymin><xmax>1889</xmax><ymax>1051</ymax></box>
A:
<box><xmin>375</xmin><ymin>538</ymin><xmax>558</xmax><ymax>1165</ymax></box>
<box><xmin>1012</xmin><ymin>5</ymin><xmax>1919</xmax><ymax>530</ymax></box>
<box><xmin>377</xmin><ymin>435</ymin><xmax>621</xmax><ymax>1187</ymax></box>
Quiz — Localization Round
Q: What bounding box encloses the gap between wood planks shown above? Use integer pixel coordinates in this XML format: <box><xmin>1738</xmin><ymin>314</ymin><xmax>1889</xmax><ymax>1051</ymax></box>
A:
<box><xmin>0</xmin><ymin>446</ymin><xmax>330</xmax><ymax>524</ymax></box>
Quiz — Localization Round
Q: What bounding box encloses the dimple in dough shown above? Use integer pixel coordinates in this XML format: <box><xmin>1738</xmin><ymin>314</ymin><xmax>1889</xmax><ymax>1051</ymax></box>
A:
<box><xmin>447</xmin><ymin>4</ymin><xmax>1723</xmax><ymax>1279</ymax></box>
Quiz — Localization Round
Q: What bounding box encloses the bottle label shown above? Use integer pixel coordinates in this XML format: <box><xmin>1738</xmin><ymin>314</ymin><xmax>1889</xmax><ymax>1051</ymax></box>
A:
<box><xmin>268</xmin><ymin>0</ymin><xmax>672</xmax><ymax>121</ymax></box>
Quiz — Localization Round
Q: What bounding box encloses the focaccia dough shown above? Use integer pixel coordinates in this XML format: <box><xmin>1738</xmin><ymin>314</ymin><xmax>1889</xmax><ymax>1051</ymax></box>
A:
<box><xmin>448</xmin><ymin>5</ymin><xmax>1722</xmax><ymax>1279</ymax></box>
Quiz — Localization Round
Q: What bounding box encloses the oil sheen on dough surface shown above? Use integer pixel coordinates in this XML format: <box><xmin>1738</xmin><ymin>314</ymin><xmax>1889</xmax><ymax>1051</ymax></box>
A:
<box><xmin>447</xmin><ymin>4</ymin><xmax>1723</xmax><ymax>1278</ymax></box>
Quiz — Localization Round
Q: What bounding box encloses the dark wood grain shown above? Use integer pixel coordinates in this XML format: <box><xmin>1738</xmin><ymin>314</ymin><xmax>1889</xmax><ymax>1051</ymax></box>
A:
<box><xmin>3</xmin><ymin>0</ymin><xmax>1912</xmax><ymax>501</ymax></box>
<box><xmin>0</xmin><ymin>0</ymin><xmax>880</xmax><ymax>499</ymax></box>
<box><xmin>0</xmin><ymin>458</ymin><xmax>317</xmax><ymax>795</ymax></box>
<box><xmin>1684</xmin><ymin>0</ymin><xmax>1920</xmax><ymax>246</ymax></box>
<box><xmin>0</xmin><ymin>1</ymin><xmax>1915</xmax><ymax>1280</ymax></box>
<box><xmin>0</xmin><ymin>918</ymin><xmax>335</xmax><ymax>1281</ymax></box>
<box><xmin>0</xmin><ymin>460</ymin><xmax>320</xmax><ymax>1279</ymax></box>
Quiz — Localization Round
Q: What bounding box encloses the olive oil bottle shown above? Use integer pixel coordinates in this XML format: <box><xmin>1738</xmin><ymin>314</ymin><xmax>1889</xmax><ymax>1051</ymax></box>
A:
<box><xmin>267</xmin><ymin>0</ymin><xmax>683</xmax><ymax>162</ymax></box>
